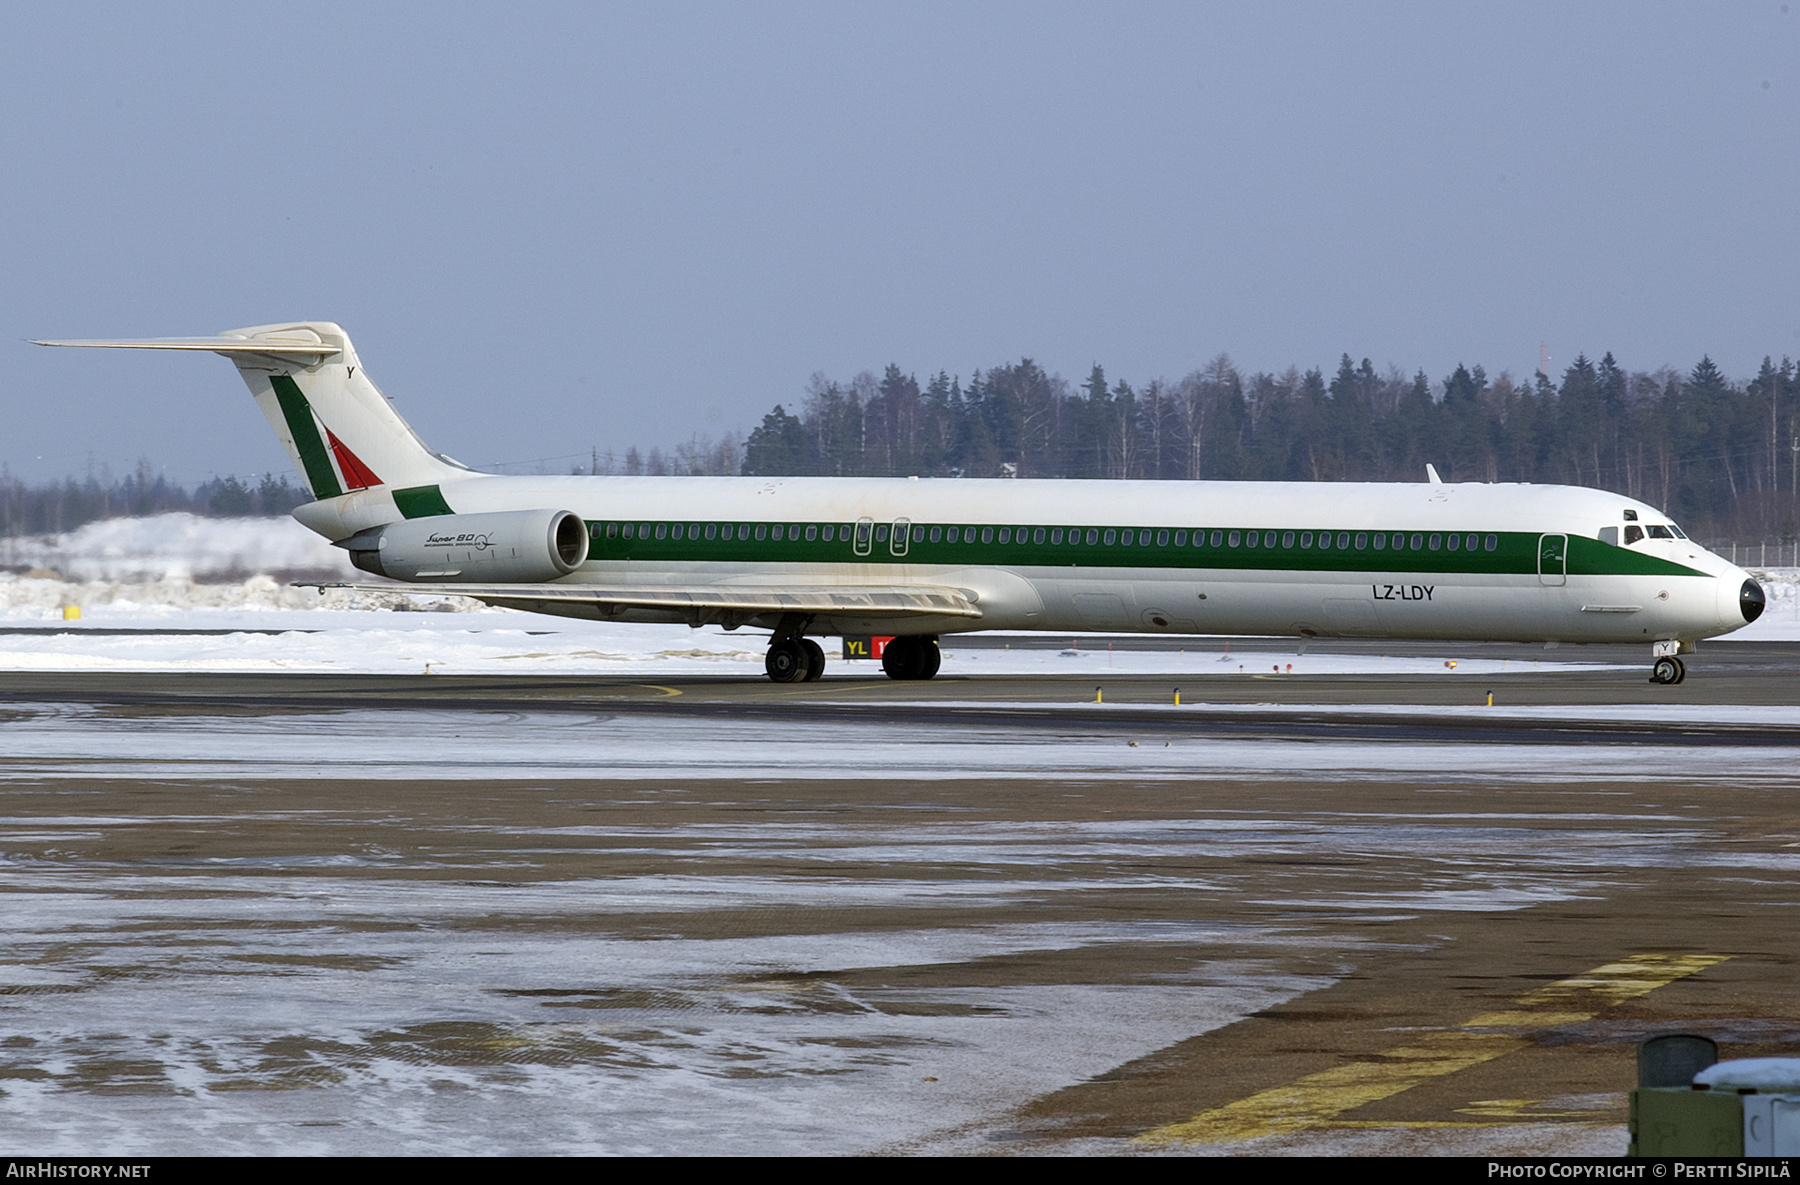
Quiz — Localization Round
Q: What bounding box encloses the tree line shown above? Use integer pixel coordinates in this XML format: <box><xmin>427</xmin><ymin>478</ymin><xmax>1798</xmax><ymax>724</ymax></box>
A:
<box><xmin>0</xmin><ymin>465</ymin><xmax>310</xmax><ymax>537</ymax></box>
<box><xmin>742</xmin><ymin>352</ymin><xmax>1800</xmax><ymax>542</ymax></box>
<box><xmin>11</xmin><ymin>350</ymin><xmax>1800</xmax><ymax>545</ymax></box>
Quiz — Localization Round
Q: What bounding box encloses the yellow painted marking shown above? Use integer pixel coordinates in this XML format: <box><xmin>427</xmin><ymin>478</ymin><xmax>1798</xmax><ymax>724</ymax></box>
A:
<box><xmin>1454</xmin><ymin>1098</ymin><xmax>1618</xmax><ymax>1120</ymax></box>
<box><xmin>1135</xmin><ymin>952</ymin><xmax>1729</xmax><ymax>1146</ymax></box>
<box><xmin>1515</xmin><ymin>953</ymin><xmax>1728</xmax><ymax>1007</ymax></box>
<box><xmin>636</xmin><ymin>684</ymin><xmax>683</xmax><ymax>698</ymax></box>
<box><xmin>1463</xmin><ymin>1010</ymin><xmax>1592</xmax><ymax>1027</ymax></box>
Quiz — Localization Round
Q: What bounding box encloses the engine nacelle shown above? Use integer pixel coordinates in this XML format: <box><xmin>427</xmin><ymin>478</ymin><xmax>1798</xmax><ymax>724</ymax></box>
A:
<box><xmin>338</xmin><ymin>509</ymin><xmax>588</xmax><ymax>582</ymax></box>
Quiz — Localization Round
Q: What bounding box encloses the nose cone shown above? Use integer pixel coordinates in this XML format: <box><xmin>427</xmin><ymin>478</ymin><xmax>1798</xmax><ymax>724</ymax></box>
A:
<box><xmin>1741</xmin><ymin>578</ymin><xmax>1766</xmax><ymax>624</ymax></box>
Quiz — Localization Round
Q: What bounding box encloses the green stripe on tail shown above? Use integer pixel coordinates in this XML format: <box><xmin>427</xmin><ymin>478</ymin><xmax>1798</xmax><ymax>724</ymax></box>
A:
<box><xmin>270</xmin><ymin>375</ymin><xmax>343</xmax><ymax>499</ymax></box>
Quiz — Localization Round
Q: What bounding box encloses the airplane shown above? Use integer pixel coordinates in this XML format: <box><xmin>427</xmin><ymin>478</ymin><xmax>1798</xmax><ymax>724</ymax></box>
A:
<box><xmin>35</xmin><ymin>321</ymin><xmax>1766</xmax><ymax>685</ymax></box>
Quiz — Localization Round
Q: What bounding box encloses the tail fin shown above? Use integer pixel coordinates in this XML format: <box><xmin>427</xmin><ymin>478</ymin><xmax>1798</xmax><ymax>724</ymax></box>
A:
<box><xmin>34</xmin><ymin>322</ymin><xmax>469</xmax><ymax>498</ymax></box>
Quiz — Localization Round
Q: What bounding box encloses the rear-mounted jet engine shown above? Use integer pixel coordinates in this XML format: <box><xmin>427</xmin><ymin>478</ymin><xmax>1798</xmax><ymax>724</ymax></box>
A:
<box><xmin>337</xmin><ymin>509</ymin><xmax>587</xmax><ymax>582</ymax></box>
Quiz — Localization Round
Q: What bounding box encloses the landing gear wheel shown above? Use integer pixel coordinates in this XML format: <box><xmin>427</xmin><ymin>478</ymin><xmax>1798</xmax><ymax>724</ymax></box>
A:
<box><xmin>1650</xmin><ymin>657</ymin><xmax>1681</xmax><ymax>685</ymax></box>
<box><xmin>881</xmin><ymin>636</ymin><xmax>941</xmax><ymax>680</ymax></box>
<box><xmin>1672</xmin><ymin>656</ymin><xmax>1687</xmax><ymax>684</ymax></box>
<box><xmin>882</xmin><ymin>637</ymin><xmax>922</xmax><ymax>680</ymax></box>
<box><xmin>765</xmin><ymin>639</ymin><xmax>808</xmax><ymax>683</ymax></box>
<box><xmin>800</xmin><ymin>638</ymin><xmax>826</xmax><ymax>682</ymax></box>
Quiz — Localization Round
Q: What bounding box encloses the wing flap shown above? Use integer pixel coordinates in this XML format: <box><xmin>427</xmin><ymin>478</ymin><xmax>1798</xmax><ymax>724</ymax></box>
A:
<box><xmin>300</xmin><ymin>582</ymin><xmax>983</xmax><ymax>620</ymax></box>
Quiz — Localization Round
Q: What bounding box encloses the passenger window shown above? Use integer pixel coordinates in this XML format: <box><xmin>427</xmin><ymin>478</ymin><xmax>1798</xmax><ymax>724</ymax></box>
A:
<box><xmin>1301</xmin><ymin>532</ymin><xmax>1313</xmax><ymax>548</ymax></box>
<box><xmin>639</xmin><ymin>523</ymin><xmax>650</xmax><ymax>539</ymax></box>
<box><xmin>1157</xmin><ymin>530</ymin><xmax>1169</xmax><ymax>546</ymax></box>
<box><xmin>1341</xmin><ymin>533</ymin><xmax>1353</xmax><ymax>549</ymax></box>
<box><xmin>1484</xmin><ymin>534</ymin><xmax>1498</xmax><ymax>551</ymax></box>
<box><xmin>913</xmin><ymin>525</ymin><xmax>925</xmax><ymax>542</ymax></box>
<box><xmin>981</xmin><ymin>527</ymin><xmax>994</xmax><ymax>544</ymax></box>
<box><xmin>1173</xmin><ymin>530</ymin><xmax>1186</xmax><ymax>546</ymax></box>
<box><xmin>1465</xmin><ymin>534</ymin><xmax>1478</xmax><ymax>551</ymax></box>
<box><xmin>1086</xmin><ymin>529</ymin><xmax>1099</xmax><ymax>545</ymax></box>
<box><xmin>1282</xmin><ymin>531</ymin><xmax>1295</xmax><ymax>548</ymax></box>
<box><xmin>929</xmin><ymin>526</ymin><xmax>942</xmax><ymax>543</ymax></box>
<box><xmin>703</xmin><ymin>524</ymin><xmax>717</xmax><ymax>540</ymax></box>
<box><xmin>738</xmin><ymin>524</ymin><xmax>751</xmax><ymax>541</ymax></box>
<box><xmin>945</xmin><ymin>527</ymin><xmax>958</xmax><ymax>543</ymax></box>
<box><xmin>1228</xmin><ymin>531</ymin><xmax>1241</xmax><ymax>547</ymax></box>
<box><xmin>1035</xmin><ymin>528</ymin><xmax>1047</xmax><ymax>544</ymax></box>
<box><xmin>655</xmin><ymin>523</ymin><xmax>668</xmax><ymax>540</ymax></box>
<box><xmin>1410</xmin><ymin>534</ymin><xmax>1423</xmax><ymax>550</ymax></box>
<box><xmin>1103</xmin><ymin>529</ymin><xmax>1117</xmax><ymax>545</ymax></box>
<box><xmin>1119</xmin><ymin>529</ymin><xmax>1133</xmax><ymax>545</ymax></box>
<box><xmin>806</xmin><ymin>525</ymin><xmax>818</xmax><ymax>541</ymax></box>
<box><xmin>1446</xmin><ymin>533</ymin><xmax>1459</xmax><ymax>551</ymax></box>
<box><xmin>1428</xmin><ymin>533</ymin><xmax>1440</xmax><ymax>550</ymax></box>
<box><xmin>998</xmin><ymin>528</ymin><xmax>1010</xmax><ymax>544</ymax></box>
<box><xmin>874</xmin><ymin>525</ymin><xmax>888</xmax><ymax>542</ymax></box>
<box><xmin>1373</xmin><ymin>533</ymin><xmax>1385</xmax><ymax>550</ymax></box>
<box><xmin>1211</xmin><ymin>531</ymin><xmax>1224</xmax><ymax>547</ymax></box>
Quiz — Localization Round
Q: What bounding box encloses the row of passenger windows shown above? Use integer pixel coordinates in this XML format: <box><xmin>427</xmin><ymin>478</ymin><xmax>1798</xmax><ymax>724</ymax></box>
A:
<box><xmin>595</xmin><ymin>521</ymin><xmax>1502</xmax><ymax>552</ymax></box>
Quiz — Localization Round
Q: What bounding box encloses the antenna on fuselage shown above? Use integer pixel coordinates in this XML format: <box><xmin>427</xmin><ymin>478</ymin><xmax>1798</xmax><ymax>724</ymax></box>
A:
<box><xmin>1426</xmin><ymin>464</ymin><xmax>1444</xmax><ymax>484</ymax></box>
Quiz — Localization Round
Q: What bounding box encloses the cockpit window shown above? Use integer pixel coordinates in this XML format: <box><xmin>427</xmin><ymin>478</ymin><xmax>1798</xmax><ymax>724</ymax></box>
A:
<box><xmin>1646</xmin><ymin>525</ymin><xmax>1674</xmax><ymax>539</ymax></box>
<box><xmin>1624</xmin><ymin>525</ymin><xmax>1644</xmax><ymax>545</ymax></box>
<box><xmin>1670</xmin><ymin>524</ymin><xmax>1688</xmax><ymax>539</ymax></box>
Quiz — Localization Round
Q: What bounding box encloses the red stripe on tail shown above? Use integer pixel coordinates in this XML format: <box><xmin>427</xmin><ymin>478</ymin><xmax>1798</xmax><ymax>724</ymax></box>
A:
<box><xmin>324</xmin><ymin>428</ymin><xmax>383</xmax><ymax>491</ymax></box>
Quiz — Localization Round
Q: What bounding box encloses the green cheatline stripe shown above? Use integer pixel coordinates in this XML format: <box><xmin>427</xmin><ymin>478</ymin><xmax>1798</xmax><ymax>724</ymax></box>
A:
<box><xmin>269</xmin><ymin>375</ymin><xmax>342</xmax><ymax>500</ymax></box>
<box><xmin>394</xmin><ymin>485</ymin><xmax>455</xmax><ymax>518</ymax></box>
<box><xmin>581</xmin><ymin>521</ymin><xmax>1706</xmax><ymax>578</ymax></box>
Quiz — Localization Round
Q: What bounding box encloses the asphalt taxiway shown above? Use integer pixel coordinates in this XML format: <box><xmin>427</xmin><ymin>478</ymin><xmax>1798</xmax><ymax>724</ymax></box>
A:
<box><xmin>0</xmin><ymin>638</ymin><xmax>1795</xmax><ymax>1154</ymax></box>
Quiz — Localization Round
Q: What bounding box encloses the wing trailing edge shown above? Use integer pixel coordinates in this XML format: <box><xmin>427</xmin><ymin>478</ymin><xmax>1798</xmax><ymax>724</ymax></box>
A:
<box><xmin>301</xmin><ymin>581</ymin><xmax>983</xmax><ymax>624</ymax></box>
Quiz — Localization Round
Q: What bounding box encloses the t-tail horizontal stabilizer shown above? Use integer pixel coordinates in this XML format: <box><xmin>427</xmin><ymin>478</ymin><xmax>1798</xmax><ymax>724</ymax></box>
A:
<box><xmin>34</xmin><ymin>323</ymin><xmax>464</xmax><ymax>499</ymax></box>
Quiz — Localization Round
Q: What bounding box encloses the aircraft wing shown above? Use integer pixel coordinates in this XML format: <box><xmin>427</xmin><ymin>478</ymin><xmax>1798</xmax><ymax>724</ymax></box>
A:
<box><xmin>302</xmin><ymin>581</ymin><xmax>983</xmax><ymax>625</ymax></box>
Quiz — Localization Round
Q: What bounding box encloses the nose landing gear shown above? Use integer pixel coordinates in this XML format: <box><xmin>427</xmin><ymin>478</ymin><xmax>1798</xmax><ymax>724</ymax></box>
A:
<box><xmin>1649</xmin><ymin>640</ymin><xmax>1691</xmax><ymax>685</ymax></box>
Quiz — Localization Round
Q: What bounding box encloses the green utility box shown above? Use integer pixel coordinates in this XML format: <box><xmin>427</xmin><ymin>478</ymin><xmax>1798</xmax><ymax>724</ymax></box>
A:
<box><xmin>1628</xmin><ymin>1087</ymin><xmax>1744</xmax><ymax>1157</ymax></box>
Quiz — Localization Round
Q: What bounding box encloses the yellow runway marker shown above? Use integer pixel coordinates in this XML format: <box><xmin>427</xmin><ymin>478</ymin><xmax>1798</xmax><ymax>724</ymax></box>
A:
<box><xmin>1134</xmin><ymin>952</ymin><xmax>1729</xmax><ymax>1146</ymax></box>
<box><xmin>636</xmin><ymin>684</ymin><xmax>683</xmax><ymax>698</ymax></box>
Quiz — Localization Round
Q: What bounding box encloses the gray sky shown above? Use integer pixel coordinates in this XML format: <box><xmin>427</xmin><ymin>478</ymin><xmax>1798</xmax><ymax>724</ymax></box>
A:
<box><xmin>4</xmin><ymin>2</ymin><xmax>1797</xmax><ymax>484</ymax></box>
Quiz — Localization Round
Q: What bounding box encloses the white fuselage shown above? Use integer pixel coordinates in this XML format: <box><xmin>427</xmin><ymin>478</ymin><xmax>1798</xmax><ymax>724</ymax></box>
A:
<box><xmin>294</xmin><ymin>473</ymin><xmax>1757</xmax><ymax>645</ymax></box>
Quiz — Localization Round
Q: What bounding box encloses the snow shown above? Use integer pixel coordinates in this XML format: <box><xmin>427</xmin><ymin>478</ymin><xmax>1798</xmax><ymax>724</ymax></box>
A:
<box><xmin>1693</xmin><ymin>1059</ymin><xmax>1800</xmax><ymax>1091</ymax></box>
<box><xmin>0</xmin><ymin>513</ymin><xmax>342</xmax><ymax>581</ymax></box>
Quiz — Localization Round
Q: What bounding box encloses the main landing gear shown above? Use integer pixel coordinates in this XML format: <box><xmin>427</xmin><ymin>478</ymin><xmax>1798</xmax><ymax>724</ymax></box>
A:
<box><xmin>881</xmin><ymin>635</ymin><xmax>941</xmax><ymax>681</ymax></box>
<box><xmin>765</xmin><ymin>636</ymin><xmax>825</xmax><ymax>683</ymax></box>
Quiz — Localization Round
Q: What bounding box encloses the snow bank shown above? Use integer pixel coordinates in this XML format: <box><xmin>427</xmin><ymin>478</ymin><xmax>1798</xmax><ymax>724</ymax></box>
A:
<box><xmin>0</xmin><ymin>513</ymin><xmax>342</xmax><ymax>582</ymax></box>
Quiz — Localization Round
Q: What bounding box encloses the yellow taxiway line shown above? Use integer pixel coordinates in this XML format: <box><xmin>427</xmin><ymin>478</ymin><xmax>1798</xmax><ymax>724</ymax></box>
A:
<box><xmin>1134</xmin><ymin>952</ymin><xmax>1729</xmax><ymax>1146</ymax></box>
